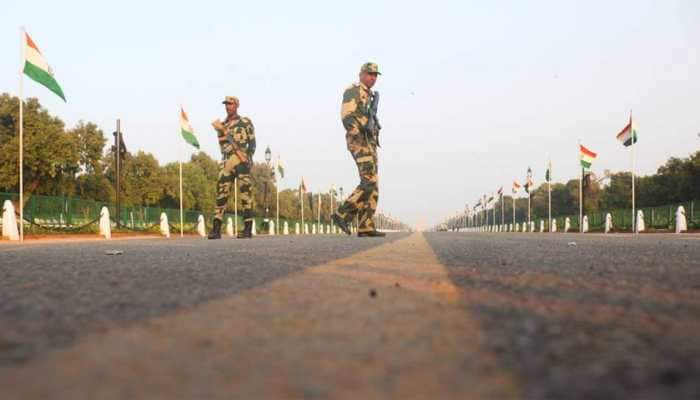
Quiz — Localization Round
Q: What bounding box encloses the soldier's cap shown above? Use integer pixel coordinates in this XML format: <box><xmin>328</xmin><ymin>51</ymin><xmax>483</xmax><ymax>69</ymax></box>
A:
<box><xmin>360</xmin><ymin>62</ymin><xmax>381</xmax><ymax>75</ymax></box>
<box><xmin>222</xmin><ymin>96</ymin><xmax>240</xmax><ymax>105</ymax></box>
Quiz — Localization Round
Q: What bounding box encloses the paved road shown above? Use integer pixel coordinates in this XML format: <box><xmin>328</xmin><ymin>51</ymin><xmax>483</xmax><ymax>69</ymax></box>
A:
<box><xmin>0</xmin><ymin>232</ymin><xmax>698</xmax><ymax>399</ymax></box>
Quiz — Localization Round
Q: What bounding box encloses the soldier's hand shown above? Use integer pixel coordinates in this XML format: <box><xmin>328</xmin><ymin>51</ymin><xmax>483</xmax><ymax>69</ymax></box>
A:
<box><xmin>212</xmin><ymin>119</ymin><xmax>224</xmax><ymax>132</ymax></box>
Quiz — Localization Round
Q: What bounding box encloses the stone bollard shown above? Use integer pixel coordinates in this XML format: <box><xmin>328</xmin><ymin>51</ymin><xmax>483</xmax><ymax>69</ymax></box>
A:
<box><xmin>582</xmin><ymin>215</ymin><xmax>589</xmax><ymax>233</ymax></box>
<box><xmin>564</xmin><ymin>217</ymin><xmax>571</xmax><ymax>233</ymax></box>
<box><xmin>99</xmin><ymin>206</ymin><xmax>111</xmax><ymax>239</ymax></box>
<box><xmin>284</xmin><ymin>221</ymin><xmax>289</xmax><ymax>235</ymax></box>
<box><xmin>226</xmin><ymin>217</ymin><xmax>234</xmax><ymax>237</ymax></box>
<box><xmin>636</xmin><ymin>210</ymin><xmax>645</xmax><ymax>232</ymax></box>
<box><xmin>551</xmin><ymin>219</ymin><xmax>557</xmax><ymax>232</ymax></box>
<box><xmin>269</xmin><ymin>220</ymin><xmax>275</xmax><ymax>236</ymax></box>
<box><xmin>676</xmin><ymin>206</ymin><xmax>687</xmax><ymax>234</ymax></box>
<box><xmin>197</xmin><ymin>215</ymin><xmax>206</xmax><ymax>237</ymax></box>
<box><xmin>2</xmin><ymin>200</ymin><xmax>19</xmax><ymax>241</ymax></box>
<box><xmin>160</xmin><ymin>212</ymin><xmax>170</xmax><ymax>238</ymax></box>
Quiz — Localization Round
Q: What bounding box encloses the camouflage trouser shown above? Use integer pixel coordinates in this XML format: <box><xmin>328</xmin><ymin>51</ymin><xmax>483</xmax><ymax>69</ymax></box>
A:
<box><xmin>214</xmin><ymin>155</ymin><xmax>253</xmax><ymax>222</ymax></box>
<box><xmin>337</xmin><ymin>134</ymin><xmax>378</xmax><ymax>233</ymax></box>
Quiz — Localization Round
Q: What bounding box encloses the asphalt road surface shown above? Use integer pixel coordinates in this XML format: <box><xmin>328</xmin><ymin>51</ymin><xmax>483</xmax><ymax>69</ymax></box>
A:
<box><xmin>1</xmin><ymin>232</ymin><xmax>698</xmax><ymax>399</ymax></box>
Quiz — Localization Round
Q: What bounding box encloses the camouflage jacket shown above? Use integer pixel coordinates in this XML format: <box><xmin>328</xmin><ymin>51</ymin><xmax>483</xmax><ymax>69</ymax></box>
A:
<box><xmin>217</xmin><ymin>115</ymin><xmax>256</xmax><ymax>159</ymax></box>
<box><xmin>341</xmin><ymin>83</ymin><xmax>372</xmax><ymax>137</ymax></box>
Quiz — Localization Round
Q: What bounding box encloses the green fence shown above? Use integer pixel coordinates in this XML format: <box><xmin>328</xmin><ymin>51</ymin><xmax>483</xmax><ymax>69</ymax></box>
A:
<box><xmin>450</xmin><ymin>200</ymin><xmax>698</xmax><ymax>232</ymax></box>
<box><xmin>0</xmin><ymin>192</ymin><xmax>343</xmax><ymax>235</ymax></box>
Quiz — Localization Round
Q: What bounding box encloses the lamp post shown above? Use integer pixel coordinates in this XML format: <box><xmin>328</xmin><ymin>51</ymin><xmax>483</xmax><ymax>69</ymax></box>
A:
<box><xmin>263</xmin><ymin>146</ymin><xmax>272</xmax><ymax>232</ymax></box>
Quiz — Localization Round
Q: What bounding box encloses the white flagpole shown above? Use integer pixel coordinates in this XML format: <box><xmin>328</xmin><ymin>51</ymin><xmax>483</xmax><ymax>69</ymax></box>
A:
<box><xmin>317</xmin><ymin>192</ymin><xmax>321</xmax><ymax>232</ymax></box>
<box><xmin>512</xmin><ymin>193</ymin><xmax>515</xmax><ymax>228</ymax></box>
<box><xmin>631</xmin><ymin>110</ymin><xmax>636</xmax><ymax>234</ymax></box>
<box><xmin>300</xmin><ymin>184</ymin><xmax>304</xmax><ymax>234</ymax></box>
<box><xmin>19</xmin><ymin>27</ymin><xmax>25</xmax><ymax>242</ymax></box>
<box><xmin>330</xmin><ymin>187</ymin><xmax>334</xmax><ymax>230</ymax></box>
<box><xmin>178</xmin><ymin>108</ymin><xmax>184</xmax><ymax>238</ymax></box>
<box><xmin>579</xmin><ymin>140</ymin><xmax>583</xmax><ymax>233</ymax></box>
<box><xmin>492</xmin><ymin>197</ymin><xmax>496</xmax><ymax>229</ymax></box>
<box><xmin>500</xmin><ymin>191</ymin><xmax>504</xmax><ymax>229</ymax></box>
<box><xmin>548</xmin><ymin>157</ymin><xmax>552</xmax><ymax>232</ymax></box>
<box><xmin>179</xmin><ymin>147</ymin><xmax>184</xmax><ymax>238</ymax></box>
<box><xmin>275</xmin><ymin>157</ymin><xmax>279</xmax><ymax>232</ymax></box>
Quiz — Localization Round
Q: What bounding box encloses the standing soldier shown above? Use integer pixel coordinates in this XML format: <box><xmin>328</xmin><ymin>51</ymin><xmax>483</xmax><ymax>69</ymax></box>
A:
<box><xmin>332</xmin><ymin>62</ymin><xmax>385</xmax><ymax>237</ymax></box>
<box><xmin>208</xmin><ymin>96</ymin><xmax>256</xmax><ymax>239</ymax></box>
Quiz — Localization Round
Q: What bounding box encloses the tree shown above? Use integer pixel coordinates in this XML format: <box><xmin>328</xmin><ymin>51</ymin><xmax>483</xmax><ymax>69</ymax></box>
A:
<box><xmin>0</xmin><ymin>94</ymin><xmax>78</xmax><ymax>198</ymax></box>
<box><xmin>68</xmin><ymin>121</ymin><xmax>106</xmax><ymax>174</ymax></box>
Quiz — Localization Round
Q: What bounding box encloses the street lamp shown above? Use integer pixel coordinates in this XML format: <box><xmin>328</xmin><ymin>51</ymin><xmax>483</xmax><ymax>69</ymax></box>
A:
<box><xmin>263</xmin><ymin>146</ymin><xmax>272</xmax><ymax>223</ymax></box>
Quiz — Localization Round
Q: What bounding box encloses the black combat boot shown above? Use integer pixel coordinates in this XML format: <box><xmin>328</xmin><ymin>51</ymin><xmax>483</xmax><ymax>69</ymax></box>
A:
<box><xmin>237</xmin><ymin>220</ymin><xmax>253</xmax><ymax>239</ymax></box>
<box><xmin>332</xmin><ymin>213</ymin><xmax>351</xmax><ymax>235</ymax></box>
<box><xmin>357</xmin><ymin>230</ymin><xmax>386</xmax><ymax>238</ymax></box>
<box><xmin>208</xmin><ymin>219</ymin><xmax>222</xmax><ymax>239</ymax></box>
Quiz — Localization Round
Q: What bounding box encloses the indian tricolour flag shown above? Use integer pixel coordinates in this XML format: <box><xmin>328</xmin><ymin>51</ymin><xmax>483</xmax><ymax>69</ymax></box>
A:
<box><xmin>579</xmin><ymin>144</ymin><xmax>597</xmax><ymax>169</ymax></box>
<box><xmin>616</xmin><ymin>115</ymin><xmax>638</xmax><ymax>147</ymax></box>
<box><xmin>512</xmin><ymin>181</ymin><xmax>521</xmax><ymax>194</ymax></box>
<box><xmin>180</xmin><ymin>108</ymin><xmax>200</xmax><ymax>149</ymax></box>
<box><xmin>23</xmin><ymin>31</ymin><xmax>65</xmax><ymax>101</ymax></box>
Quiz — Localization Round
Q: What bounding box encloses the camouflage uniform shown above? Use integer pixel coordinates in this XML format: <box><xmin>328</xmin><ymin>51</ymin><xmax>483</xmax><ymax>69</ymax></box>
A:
<box><xmin>336</xmin><ymin>65</ymin><xmax>381</xmax><ymax>234</ymax></box>
<box><xmin>214</xmin><ymin>107</ymin><xmax>256</xmax><ymax>223</ymax></box>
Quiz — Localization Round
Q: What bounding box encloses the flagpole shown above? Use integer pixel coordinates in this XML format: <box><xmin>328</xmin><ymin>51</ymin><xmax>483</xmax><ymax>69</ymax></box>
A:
<box><xmin>500</xmin><ymin>192</ymin><xmax>504</xmax><ymax>230</ymax></box>
<box><xmin>179</xmin><ymin>142</ymin><xmax>184</xmax><ymax>238</ymax></box>
<box><xmin>579</xmin><ymin>140</ymin><xmax>583</xmax><ymax>233</ymax></box>
<box><xmin>317</xmin><ymin>192</ymin><xmax>321</xmax><ymax>233</ymax></box>
<box><xmin>492</xmin><ymin>199</ymin><xmax>496</xmax><ymax>230</ymax></box>
<box><xmin>631</xmin><ymin>110</ymin><xmax>636</xmax><ymax>234</ymax></box>
<box><xmin>300</xmin><ymin>184</ymin><xmax>304</xmax><ymax>234</ymax></box>
<box><xmin>19</xmin><ymin>27</ymin><xmax>25</xmax><ymax>242</ymax></box>
<box><xmin>275</xmin><ymin>158</ymin><xmax>279</xmax><ymax>233</ymax></box>
<box><xmin>548</xmin><ymin>158</ymin><xmax>552</xmax><ymax>233</ymax></box>
<box><xmin>512</xmin><ymin>193</ymin><xmax>515</xmax><ymax>229</ymax></box>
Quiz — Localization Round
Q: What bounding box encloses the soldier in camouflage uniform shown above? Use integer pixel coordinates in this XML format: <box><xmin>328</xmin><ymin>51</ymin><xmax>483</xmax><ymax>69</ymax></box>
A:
<box><xmin>332</xmin><ymin>63</ymin><xmax>386</xmax><ymax>237</ymax></box>
<box><xmin>208</xmin><ymin>96</ymin><xmax>256</xmax><ymax>239</ymax></box>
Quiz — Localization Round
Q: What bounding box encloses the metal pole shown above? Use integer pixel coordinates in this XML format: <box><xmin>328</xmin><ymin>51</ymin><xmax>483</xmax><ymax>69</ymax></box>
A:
<box><xmin>115</xmin><ymin>119</ymin><xmax>121</xmax><ymax>228</ymax></box>
<box><xmin>527</xmin><ymin>192</ymin><xmax>531</xmax><ymax>232</ymax></box>
<box><xmin>19</xmin><ymin>27</ymin><xmax>25</xmax><ymax>242</ymax></box>
<box><xmin>578</xmin><ymin>141</ymin><xmax>583</xmax><ymax>233</ymax></box>
<box><xmin>501</xmin><ymin>194</ymin><xmax>504</xmax><ymax>230</ymax></box>
<box><xmin>179</xmin><ymin>158</ymin><xmax>184</xmax><ymax>237</ymax></box>
<box><xmin>631</xmin><ymin>111</ymin><xmax>636</xmax><ymax>233</ymax></box>
<box><xmin>580</xmin><ymin>167</ymin><xmax>584</xmax><ymax>233</ymax></box>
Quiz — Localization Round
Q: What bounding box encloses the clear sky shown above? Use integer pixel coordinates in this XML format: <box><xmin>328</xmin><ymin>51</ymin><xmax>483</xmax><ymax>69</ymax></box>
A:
<box><xmin>1</xmin><ymin>0</ymin><xmax>698</xmax><ymax>228</ymax></box>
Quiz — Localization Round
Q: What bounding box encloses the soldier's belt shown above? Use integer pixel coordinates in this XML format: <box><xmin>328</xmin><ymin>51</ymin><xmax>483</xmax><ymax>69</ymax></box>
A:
<box><xmin>356</xmin><ymin>155</ymin><xmax>374</xmax><ymax>163</ymax></box>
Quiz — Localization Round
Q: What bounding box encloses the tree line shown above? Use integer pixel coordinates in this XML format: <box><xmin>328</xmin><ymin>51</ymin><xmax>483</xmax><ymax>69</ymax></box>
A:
<box><xmin>492</xmin><ymin>151</ymin><xmax>699</xmax><ymax>223</ymax></box>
